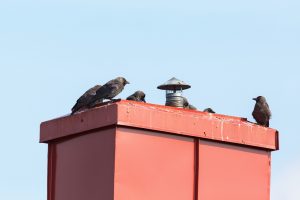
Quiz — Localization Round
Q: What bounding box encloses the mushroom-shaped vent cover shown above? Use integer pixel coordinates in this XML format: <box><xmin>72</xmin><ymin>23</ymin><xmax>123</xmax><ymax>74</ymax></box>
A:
<box><xmin>157</xmin><ymin>77</ymin><xmax>191</xmax><ymax>90</ymax></box>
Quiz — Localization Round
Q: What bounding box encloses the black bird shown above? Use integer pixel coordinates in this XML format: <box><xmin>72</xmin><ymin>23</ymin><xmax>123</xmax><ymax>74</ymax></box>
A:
<box><xmin>183</xmin><ymin>97</ymin><xmax>197</xmax><ymax>110</ymax></box>
<box><xmin>71</xmin><ymin>85</ymin><xmax>102</xmax><ymax>115</ymax></box>
<box><xmin>252</xmin><ymin>96</ymin><xmax>271</xmax><ymax>127</ymax></box>
<box><xmin>126</xmin><ymin>91</ymin><xmax>146</xmax><ymax>102</ymax></box>
<box><xmin>203</xmin><ymin>108</ymin><xmax>215</xmax><ymax>113</ymax></box>
<box><xmin>88</xmin><ymin>77</ymin><xmax>130</xmax><ymax>107</ymax></box>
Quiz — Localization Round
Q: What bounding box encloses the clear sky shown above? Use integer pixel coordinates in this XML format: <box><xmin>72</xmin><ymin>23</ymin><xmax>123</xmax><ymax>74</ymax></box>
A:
<box><xmin>0</xmin><ymin>0</ymin><xmax>299</xmax><ymax>199</ymax></box>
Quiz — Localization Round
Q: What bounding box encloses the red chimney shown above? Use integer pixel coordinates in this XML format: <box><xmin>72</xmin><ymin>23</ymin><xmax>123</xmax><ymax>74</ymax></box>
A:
<box><xmin>40</xmin><ymin>100</ymin><xmax>278</xmax><ymax>200</ymax></box>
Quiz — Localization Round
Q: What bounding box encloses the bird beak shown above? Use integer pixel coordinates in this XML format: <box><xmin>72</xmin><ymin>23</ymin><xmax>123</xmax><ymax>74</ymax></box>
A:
<box><xmin>142</xmin><ymin>98</ymin><xmax>146</xmax><ymax>102</ymax></box>
<box><xmin>252</xmin><ymin>98</ymin><xmax>257</xmax><ymax>101</ymax></box>
<box><xmin>125</xmin><ymin>80</ymin><xmax>130</xmax><ymax>84</ymax></box>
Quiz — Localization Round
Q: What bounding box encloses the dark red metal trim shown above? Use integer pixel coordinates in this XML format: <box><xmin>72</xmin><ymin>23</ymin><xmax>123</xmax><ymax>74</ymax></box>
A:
<box><xmin>40</xmin><ymin>100</ymin><xmax>279</xmax><ymax>150</ymax></box>
<box><xmin>117</xmin><ymin>101</ymin><xmax>278</xmax><ymax>150</ymax></box>
<box><xmin>47</xmin><ymin>143</ymin><xmax>56</xmax><ymax>200</ymax></box>
<box><xmin>40</xmin><ymin>103</ymin><xmax>118</xmax><ymax>142</ymax></box>
<box><xmin>194</xmin><ymin>138</ymin><xmax>199</xmax><ymax>200</ymax></box>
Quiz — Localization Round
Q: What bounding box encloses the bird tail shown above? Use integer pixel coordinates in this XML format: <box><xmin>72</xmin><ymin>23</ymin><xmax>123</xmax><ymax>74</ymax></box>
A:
<box><xmin>71</xmin><ymin>103</ymin><xmax>78</xmax><ymax>115</ymax></box>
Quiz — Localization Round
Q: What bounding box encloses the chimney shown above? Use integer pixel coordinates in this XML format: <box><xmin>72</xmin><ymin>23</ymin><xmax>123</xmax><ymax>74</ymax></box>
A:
<box><xmin>40</xmin><ymin>100</ymin><xmax>279</xmax><ymax>200</ymax></box>
<box><xmin>157</xmin><ymin>77</ymin><xmax>191</xmax><ymax>108</ymax></box>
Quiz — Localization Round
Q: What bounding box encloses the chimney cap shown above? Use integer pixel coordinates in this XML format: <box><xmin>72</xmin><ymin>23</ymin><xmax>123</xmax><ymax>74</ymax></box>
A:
<box><xmin>157</xmin><ymin>77</ymin><xmax>191</xmax><ymax>90</ymax></box>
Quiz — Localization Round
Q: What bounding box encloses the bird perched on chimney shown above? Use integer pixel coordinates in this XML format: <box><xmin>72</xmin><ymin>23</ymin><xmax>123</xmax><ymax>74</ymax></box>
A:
<box><xmin>183</xmin><ymin>97</ymin><xmax>197</xmax><ymax>110</ymax></box>
<box><xmin>88</xmin><ymin>77</ymin><xmax>130</xmax><ymax>108</ymax></box>
<box><xmin>252</xmin><ymin>96</ymin><xmax>271</xmax><ymax>127</ymax></box>
<box><xmin>126</xmin><ymin>91</ymin><xmax>146</xmax><ymax>102</ymax></box>
<box><xmin>71</xmin><ymin>85</ymin><xmax>102</xmax><ymax>115</ymax></box>
<box><xmin>203</xmin><ymin>108</ymin><xmax>215</xmax><ymax>113</ymax></box>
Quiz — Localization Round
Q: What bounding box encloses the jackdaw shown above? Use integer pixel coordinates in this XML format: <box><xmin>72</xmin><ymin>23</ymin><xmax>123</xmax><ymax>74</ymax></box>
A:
<box><xmin>183</xmin><ymin>97</ymin><xmax>197</xmax><ymax>110</ymax></box>
<box><xmin>252</xmin><ymin>96</ymin><xmax>271</xmax><ymax>127</ymax></box>
<box><xmin>203</xmin><ymin>108</ymin><xmax>215</xmax><ymax>113</ymax></box>
<box><xmin>71</xmin><ymin>85</ymin><xmax>102</xmax><ymax>115</ymax></box>
<box><xmin>126</xmin><ymin>90</ymin><xmax>146</xmax><ymax>102</ymax></box>
<box><xmin>88</xmin><ymin>77</ymin><xmax>130</xmax><ymax>107</ymax></box>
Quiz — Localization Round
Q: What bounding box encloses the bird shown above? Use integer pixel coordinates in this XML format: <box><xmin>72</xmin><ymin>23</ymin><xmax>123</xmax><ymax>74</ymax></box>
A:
<box><xmin>252</xmin><ymin>96</ymin><xmax>271</xmax><ymax>127</ymax></box>
<box><xmin>88</xmin><ymin>77</ymin><xmax>130</xmax><ymax>108</ymax></box>
<box><xmin>203</xmin><ymin>108</ymin><xmax>215</xmax><ymax>113</ymax></box>
<box><xmin>182</xmin><ymin>97</ymin><xmax>197</xmax><ymax>110</ymax></box>
<box><xmin>126</xmin><ymin>90</ymin><xmax>146</xmax><ymax>102</ymax></box>
<box><xmin>71</xmin><ymin>85</ymin><xmax>102</xmax><ymax>115</ymax></box>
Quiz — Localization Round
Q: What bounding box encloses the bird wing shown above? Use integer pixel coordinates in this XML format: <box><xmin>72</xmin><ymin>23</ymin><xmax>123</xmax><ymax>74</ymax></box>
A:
<box><xmin>126</xmin><ymin>95</ymin><xmax>137</xmax><ymax>101</ymax></box>
<box><xmin>71</xmin><ymin>85</ymin><xmax>101</xmax><ymax>113</ymax></box>
<box><xmin>252</xmin><ymin>102</ymin><xmax>271</xmax><ymax>126</ymax></box>
<box><xmin>264</xmin><ymin>102</ymin><xmax>272</xmax><ymax>119</ymax></box>
<box><xmin>188</xmin><ymin>104</ymin><xmax>197</xmax><ymax>110</ymax></box>
<box><xmin>94</xmin><ymin>81</ymin><xmax>119</xmax><ymax>99</ymax></box>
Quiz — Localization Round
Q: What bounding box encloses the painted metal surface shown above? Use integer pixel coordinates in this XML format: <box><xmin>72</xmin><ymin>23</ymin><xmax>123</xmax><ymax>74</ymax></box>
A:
<box><xmin>117</xmin><ymin>101</ymin><xmax>278</xmax><ymax>150</ymax></box>
<box><xmin>114</xmin><ymin>127</ymin><xmax>195</xmax><ymax>200</ymax></box>
<box><xmin>40</xmin><ymin>100</ymin><xmax>279</xmax><ymax>150</ymax></box>
<box><xmin>40</xmin><ymin>103</ymin><xmax>118</xmax><ymax>142</ymax></box>
<box><xmin>198</xmin><ymin>139</ymin><xmax>271</xmax><ymax>200</ymax></box>
<box><xmin>40</xmin><ymin>100</ymin><xmax>279</xmax><ymax>200</ymax></box>
<box><xmin>47</xmin><ymin>128</ymin><xmax>115</xmax><ymax>200</ymax></box>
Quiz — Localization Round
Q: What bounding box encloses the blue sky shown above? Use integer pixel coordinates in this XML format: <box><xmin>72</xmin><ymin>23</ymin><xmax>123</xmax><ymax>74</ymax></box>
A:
<box><xmin>0</xmin><ymin>0</ymin><xmax>299</xmax><ymax>199</ymax></box>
